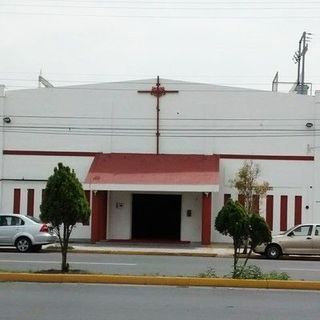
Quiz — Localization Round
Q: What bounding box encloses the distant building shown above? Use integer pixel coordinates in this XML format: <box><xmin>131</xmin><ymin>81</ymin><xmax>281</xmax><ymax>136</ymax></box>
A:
<box><xmin>0</xmin><ymin>78</ymin><xmax>319</xmax><ymax>244</ymax></box>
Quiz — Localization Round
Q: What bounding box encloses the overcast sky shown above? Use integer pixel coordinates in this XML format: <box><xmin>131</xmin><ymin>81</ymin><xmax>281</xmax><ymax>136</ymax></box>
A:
<box><xmin>1</xmin><ymin>0</ymin><xmax>320</xmax><ymax>94</ymax></box>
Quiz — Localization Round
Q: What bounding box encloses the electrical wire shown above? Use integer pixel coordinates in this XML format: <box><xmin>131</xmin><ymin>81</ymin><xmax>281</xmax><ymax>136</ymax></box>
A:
<box><xmin>3</xmin><ymin>0</ymin><xmax>320</xmax><ymax>3</ymax></box>
<box><xmin>2</xmin><ymin>3</ymin><xmax>320</xmax><ymax>10</ymax></box>
<box><xmin>3</xmin><ymin>128</ymin><xmax>318</xmax><ymax>138</ymax></box>
<box><xmin>1</xmin><ymin>11</ymin><xmax>320</xmax><ymax>19</ymax></box>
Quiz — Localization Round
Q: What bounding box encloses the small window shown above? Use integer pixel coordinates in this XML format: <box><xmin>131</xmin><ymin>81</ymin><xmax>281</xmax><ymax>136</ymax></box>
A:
<box><xmin>292</xmin><ymin>225</ymin><xmax>312</xmax><ymax>236</ymax></box>
<box><xmin>10</xmin><ymin>217</ymin><xmax>24</xmax><ymax>226</ymax></box>
<box><xmin>0</xmin><ymin>216</ymin><xmax>8</xmax><ymax>226</ymax></box>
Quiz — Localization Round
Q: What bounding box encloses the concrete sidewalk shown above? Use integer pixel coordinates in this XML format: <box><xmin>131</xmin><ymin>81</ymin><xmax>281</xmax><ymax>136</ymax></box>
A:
<box><xmin>46</xmin><ymin>241</ymin><xmax>235</xmax><ymax>257</ymax></box>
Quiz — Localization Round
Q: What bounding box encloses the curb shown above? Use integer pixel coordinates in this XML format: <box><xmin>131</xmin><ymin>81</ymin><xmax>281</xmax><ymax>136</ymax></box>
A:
<box><xmin>1</xmin><ymin>272</ymin><xmax>320</xmax><ymax>291</ymax></box>
<box><xmin>44</xmin><ymin>249</ymin><xmax>219</xmax><ymax>257</ymax></box>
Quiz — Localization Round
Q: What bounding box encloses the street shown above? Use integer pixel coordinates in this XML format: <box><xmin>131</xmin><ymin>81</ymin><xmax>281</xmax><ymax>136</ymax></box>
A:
<box><xmin>1</xmin><ymin>282</ymin><xmax>319</xmax><ymax>320</ymax></box>
<box><xmin>0</xmin><ymin>250</ymin><xmax>320</xmax><ymax>280</ymax></box>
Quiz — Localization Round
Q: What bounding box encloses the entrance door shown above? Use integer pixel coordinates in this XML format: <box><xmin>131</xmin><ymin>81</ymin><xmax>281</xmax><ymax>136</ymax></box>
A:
<box><xmin>132</xmin><ymin>194</ymin><xmax>181</xmax><ymax>240</ymax></box>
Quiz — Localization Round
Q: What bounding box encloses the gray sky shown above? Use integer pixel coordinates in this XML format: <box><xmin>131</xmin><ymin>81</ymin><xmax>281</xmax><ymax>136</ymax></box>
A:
<box><xmin>1</xmin><ymin>0</ymin><xmax>320</xmax><ymax>93</ymax></box>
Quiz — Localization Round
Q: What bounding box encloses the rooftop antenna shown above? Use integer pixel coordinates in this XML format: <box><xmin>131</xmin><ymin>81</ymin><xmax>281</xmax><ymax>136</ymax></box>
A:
<box><xmin>292</xmin><ymin>31</ymin><xmax>312</xmax><ymax>95</ymax></box>
<box><xmin>271</xmin><ymin>71</ymin><xmax>279</xmax><ymax>92</ymax></box>
<box><xmin>38</xmin><ymin>69</ymin><xmax>54</xmax><ymax>88</ymax></box>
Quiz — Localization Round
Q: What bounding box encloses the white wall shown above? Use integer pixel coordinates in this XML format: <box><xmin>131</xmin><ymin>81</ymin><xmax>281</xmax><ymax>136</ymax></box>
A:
<box><xmin>1</xmin><ymin>80</ymin><xmax>319</xmax><ymax>243</ymax></box>
<box><xmin>108</xmin><ymin>191</ymin><xmax>132</xmax><ymax>240</ymax></box>
<box><xmin>3</xmin><ymin>80</ymin><xmax>315</xmax><ymax>157</ymax></box>
<box><xmin>180</xmin><ymin>193</ymin><xmax>202</xmax><ymax>242</ymax></box>
<box><xmin>212</xmin><ymin>158</ymin><xmax>314</xmax><ymax>243</ymax></box>
<box><xmin>0</xmin><ymin>180</ymin><xmax>91</xmax><ymax>239</ymax></box>
<box><xmin>2</xmin><ymin>155</ymin><xmax>94</xmax><ymax>183</ymax></box>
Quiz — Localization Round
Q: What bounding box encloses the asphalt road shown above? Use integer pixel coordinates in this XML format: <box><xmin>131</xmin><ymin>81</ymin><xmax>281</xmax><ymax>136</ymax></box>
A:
<box><xmin>1</xmin><ymin>282</ymin><xmax>319</xmax><ymax>320</ymax></box>
<box><xmin>0</xmin><ymin>250</ymin><xmax>320</xmax><ymax>280</ymax></box>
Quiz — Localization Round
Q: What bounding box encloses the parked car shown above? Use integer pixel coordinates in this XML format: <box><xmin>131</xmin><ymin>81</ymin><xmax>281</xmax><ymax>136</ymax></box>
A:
<box><xmin>254</xmin><ymin>223</ymin><xmax>320</xmax><ymax>259</ymax></box>
<box><xmin>0</xmin><ymin>214</ymin><xmax>57</xmax><ymax>252</ymax></box>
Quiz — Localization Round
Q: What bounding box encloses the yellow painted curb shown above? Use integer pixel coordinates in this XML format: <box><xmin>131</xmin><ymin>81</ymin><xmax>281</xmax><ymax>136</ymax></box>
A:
<box><xmin>0</xmin><ymin>273</ymin><xmax>320</xmax><ymax>290</ymax></box>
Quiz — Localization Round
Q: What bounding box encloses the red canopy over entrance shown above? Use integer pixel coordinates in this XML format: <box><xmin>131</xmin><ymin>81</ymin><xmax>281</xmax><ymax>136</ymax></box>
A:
<box><xmin>85</xmin><ymin>153</ymin><xmax>219</xmax><ymax>188</ymax></box>
<box><xmin>85</xmin><ymin>153</ymin><xmax>219</xmax><ymax>245</ymax></box>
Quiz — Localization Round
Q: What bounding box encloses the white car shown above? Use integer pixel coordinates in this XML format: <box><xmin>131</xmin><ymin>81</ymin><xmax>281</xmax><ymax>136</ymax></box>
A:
<box><xmin>254</xmin><ymin>223</ymin><xmax>320</xmax><ymax>259</ymax></box>
<box><xmin>0</xmin><ymin>214</ymin><xmax>57</xmax><ymax>252</ymax></box>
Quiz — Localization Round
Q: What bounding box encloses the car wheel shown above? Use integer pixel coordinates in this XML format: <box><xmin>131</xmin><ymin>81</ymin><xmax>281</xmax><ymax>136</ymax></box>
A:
<box><xmin>266</xmin><ymin>245</ymin><xmax>281</xmax><ymax>259</ymax></box>
<box><xmin>32</xmin><ymin>245</ymin><xmax>42</xmax><ymax>252</ymax></box>
<box><xmin>15</xmin><ymin>237</ymin><xmax>32</xmax><ymax>253</ymax></box>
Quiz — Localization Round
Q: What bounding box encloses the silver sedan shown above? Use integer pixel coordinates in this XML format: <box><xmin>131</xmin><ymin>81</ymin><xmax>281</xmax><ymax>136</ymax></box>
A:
<box><xmin>0</xmin><ymin>214</ymin><xmax>57</xmax><ymax>252</ymax></box>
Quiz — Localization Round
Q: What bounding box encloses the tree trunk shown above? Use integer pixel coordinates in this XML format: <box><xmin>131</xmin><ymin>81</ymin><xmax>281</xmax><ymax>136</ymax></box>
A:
<box><xmin>233</xmin><ymin>241</ymin><xmax>238</xmax><ymax>278</ymax></box>
<box><xmin>242</xmin><ymin>239</ymin><xmax>248</xmax><ymax>254</ymax></box>
<box><xmin>61</xmin><ymin>224</ymin><xmax>70</xmax><ymax>273</ymax></box>
<box><xmin>61</xmin><ymin>246</ymin><xmax>69</xmax><ymax>272</ymax></box>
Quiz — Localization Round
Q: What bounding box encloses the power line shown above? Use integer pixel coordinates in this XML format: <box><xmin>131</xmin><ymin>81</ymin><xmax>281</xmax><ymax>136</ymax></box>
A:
<box><xmin>4</xmin><ymin>0</ymin><xmax>320</xmax><ymax>3</ymax></box>
<box><xmin>2</xmin><ymin>3</ymin><xmax>320</xmax><ymax>10</ymax></box>
<box><xmin>3</xmin><ymin>0</ymin><xmax>320</xmax><ymax>6</ymax></box>
<box><xmin>6</xmin><ymin>114</ymin><xmax>320</xmax><ymax>121</ymax></box>
<box><xmin>1</xmin><ymin>11</ymin><xmax>320</xmax><ymax>19</ymax></box>
<box><xmin>3</xmin><ymin>127</ymin><xmax>318</xmax><ymax>138</ymax></box>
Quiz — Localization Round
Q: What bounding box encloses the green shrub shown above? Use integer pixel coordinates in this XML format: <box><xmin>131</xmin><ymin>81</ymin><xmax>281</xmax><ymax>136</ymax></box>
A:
<box><xmin>233</xmin><ymin>264</ymin><xmax>290</xmax><ymax>280</ymax></box>
<box><xmin>264</xmin><ymin>271</ymin><xmax>290</xmax><ymax>280</ymax></box>
<box><xmin>198</xmin><ymin>264</ymin><xmax>290</xmax><ymax>280</ymax></box>
<box><xmin>233</xmin><ymin>264</ymin><xmax>264</xmax><ymax>279</ymax></box>
<box><xmin>198</xmin><ymin>267</ymin><xmax>217</xmax><ymax>278</ymax></box>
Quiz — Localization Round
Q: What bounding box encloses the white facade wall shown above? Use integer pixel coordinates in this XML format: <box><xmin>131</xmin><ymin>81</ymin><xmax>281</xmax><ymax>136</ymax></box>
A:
<box><xmin>2</xmin><ymin>80</ymin><xmax>315</xmax><ymax>156</ymax></box>
<box><xmin>180</xmin><ymin>193</ymin><xmax>202</xmax><ymax>242</ymax></box>
<box><xmin>0</xmin><ymin>79</ymin><xmax>318</xmax><ymax>243</ymax></box>
<box><xmin>108</xmin><ymin>191</ymin><xmax>132</xmax><ymax>240</ymax></box>
<box><xmin>214</xmin><ymin>158</ymin><xmax>314</xmax><ymax>243</ymax></box>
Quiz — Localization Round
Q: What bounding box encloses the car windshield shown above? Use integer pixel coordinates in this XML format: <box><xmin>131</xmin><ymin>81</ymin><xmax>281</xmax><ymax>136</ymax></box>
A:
<box><xmin>279</xmin><ymin>225</ymin><xmax>297</xmax><ymax>235</ymax></box>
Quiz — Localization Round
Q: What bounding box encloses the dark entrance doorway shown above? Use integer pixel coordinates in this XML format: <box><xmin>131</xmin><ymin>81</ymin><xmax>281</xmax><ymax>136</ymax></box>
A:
<box><xmin>132</xmin><ymin>194</ymin><xmax>181</xmax><ymax>240</ymax></box>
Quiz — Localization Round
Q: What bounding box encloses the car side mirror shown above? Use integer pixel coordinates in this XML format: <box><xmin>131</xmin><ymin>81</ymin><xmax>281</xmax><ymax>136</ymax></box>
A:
<box><xmin>288</xmin><ymin>231</ymin><xmax>294</xmax><ymax>237</ymax></box>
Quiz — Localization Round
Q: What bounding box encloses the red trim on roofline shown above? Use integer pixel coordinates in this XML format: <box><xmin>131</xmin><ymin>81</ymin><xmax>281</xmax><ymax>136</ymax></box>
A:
<box><xmin>2</xmin><ymin>150</ymin><xmax>314</xmax><ymax>161</ymax></box>
<box><xmin>220</xmin><ymin>154</ymin><xmax>314</xmax><ymax>161</ymax></box>
<box><xmin>3</xmin><ymin>150</ymin><xmax>99</xmax><ymax>157</ymax></box>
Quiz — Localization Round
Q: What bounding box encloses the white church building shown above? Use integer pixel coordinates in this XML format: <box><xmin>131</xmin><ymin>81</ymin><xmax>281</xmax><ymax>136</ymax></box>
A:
<box><xmin>0</xmin><ymin>77</ymin><xmax>319</xmax><ymax>244</ymax></box>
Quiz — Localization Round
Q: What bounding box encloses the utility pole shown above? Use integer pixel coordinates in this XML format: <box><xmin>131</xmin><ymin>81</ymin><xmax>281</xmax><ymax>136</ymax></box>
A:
<box><xmin>293</xmin><ymin>32</ymin><xmax>312</xmax><ymax>95</ymax></box>
<box><xmin>38</xmin><ymin>70</ymin><xmax>54</xmax><ymax>88</ymax></box>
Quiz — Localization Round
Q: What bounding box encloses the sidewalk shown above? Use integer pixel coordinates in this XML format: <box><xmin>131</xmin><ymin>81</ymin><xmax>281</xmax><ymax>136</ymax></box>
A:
<box><xmin>46</xmin><ymin>241</ymin><xmax>235</xmax><ymax>257</ymax></box>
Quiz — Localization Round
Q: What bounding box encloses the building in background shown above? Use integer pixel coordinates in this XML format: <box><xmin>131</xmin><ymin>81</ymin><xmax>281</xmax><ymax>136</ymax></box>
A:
<box><xmin>0</xmin><ymin>78</ymin><xmax>318</xmax><ymax>244</ymax></box>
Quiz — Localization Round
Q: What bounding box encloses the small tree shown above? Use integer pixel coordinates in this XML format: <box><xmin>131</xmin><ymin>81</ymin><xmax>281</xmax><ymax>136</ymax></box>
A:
<box><xmin>40</xmin><ymin>163</ymin><xmax>90</xmax><ymax>272</ymax></box>
<box><xmin>231</xmin><ymin>160</ymin><xmax>270</xmax><ymax>214</ymax></box>
<box><xmin>230</xmin><ymin>160</ymin><xmax>270</xmax><ymax>253</ymax></box>
<box><xmin>215</xmin><ymin>199</ymin><xmax>271</xmax><ymax>278</ymax></box>
<box><xmin>215</xmin><ymin>199</ymin><xmax>248</xmax><ymax>276</ymax></box>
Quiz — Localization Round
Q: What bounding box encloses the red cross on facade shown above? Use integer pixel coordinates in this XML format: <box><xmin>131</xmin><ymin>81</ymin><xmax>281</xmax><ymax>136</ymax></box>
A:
<box><xmin>138</xmin><ymin>76</ymin><xmax>179</xmax><ymax>154</ymax></box>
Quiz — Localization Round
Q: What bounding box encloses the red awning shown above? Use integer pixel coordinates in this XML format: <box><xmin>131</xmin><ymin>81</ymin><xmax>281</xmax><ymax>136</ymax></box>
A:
<box><xmin>85</xmin><ymin>153</ymin><xmax>219</xmax><ymax>191</ymax></box>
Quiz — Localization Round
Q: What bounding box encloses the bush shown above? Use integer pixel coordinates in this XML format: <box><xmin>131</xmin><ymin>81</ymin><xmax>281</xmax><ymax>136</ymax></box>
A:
<box><xmin>198</xmin><ymin>264</ymin><xmax>290</xmax><ymax>280</ymax></box>
<box><xmin>198</xmin><ymin>267</ymin><xmax>217</xmax><ymax>278</ymax></box>
<box><xmin>233</xmin><ymin>264</ymin><xmax>264</xmax><ymax>279</ymax></box>
<box><xmin>233</xmin><ymin>265</ymin><xmax>290</xmax><ymax>280</ymax></box>
<box><xmin>264</xmin><ymin>271</ymin><xmax>290</xmax><ymax>280</ymax></box>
